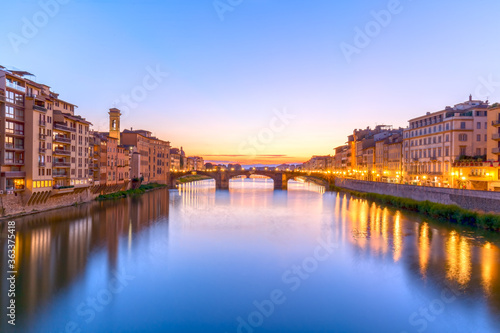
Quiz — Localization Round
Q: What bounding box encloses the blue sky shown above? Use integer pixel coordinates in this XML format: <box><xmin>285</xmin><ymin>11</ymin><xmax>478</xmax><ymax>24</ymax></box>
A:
<box><xmin>2</xmin><ymin>0</ymin><xmax>500</xmax><ymax>164</ymax></box>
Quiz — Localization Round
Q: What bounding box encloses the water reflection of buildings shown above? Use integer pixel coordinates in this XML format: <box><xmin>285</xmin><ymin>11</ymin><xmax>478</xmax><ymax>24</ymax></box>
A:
<box><xmin>0</xmin><ymin>189</ymin><xmax>170</xmax><ymax>324</ymax></box>
<box><xmin>337</xmin><ymin>193</ymin><xmax>500</xmax><ymax>313</ymax></box>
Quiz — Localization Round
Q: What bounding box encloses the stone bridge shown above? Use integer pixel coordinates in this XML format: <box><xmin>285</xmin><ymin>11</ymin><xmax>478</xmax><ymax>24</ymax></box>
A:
<box><xmin>170</xmin><ymin>170</ymin><xmax>334</xmax><ymax>190</ymax></box>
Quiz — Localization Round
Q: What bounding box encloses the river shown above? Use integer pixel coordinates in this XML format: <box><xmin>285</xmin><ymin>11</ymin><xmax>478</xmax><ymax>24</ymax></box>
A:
<box><xmin>1</xmin><ymin>178</ymin><xmax>499</xmax><ymax>332</ymax></box>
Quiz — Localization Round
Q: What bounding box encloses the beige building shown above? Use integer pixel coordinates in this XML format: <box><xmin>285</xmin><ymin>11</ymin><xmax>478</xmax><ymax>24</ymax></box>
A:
<box><xmin>403</xmin><ymin>96</ymin><xmax>489</xmax><ymax>186</ymax></box>
<box><xmin>487</xmin><ymin>104</ymin><xmax>500</xmax><ymax>163</ymax></box>
<box><xmin>170</xmin><ymin>147</ymin><xmax>185</xmax><ymax>171</ymax></box>
<box><xmin>121</xmin><ymin>128</ymin><xmax>170</xmax><ymax>184</ymax></box>
<box><xmin>0</xmin><ymin>66</ymin><xmax>91</xmax><ymax>203</ymax></box>
<box><xmin>186</xmin><ymin>156</ymin><xmax>205</xmax><ymax>171</ymax></box>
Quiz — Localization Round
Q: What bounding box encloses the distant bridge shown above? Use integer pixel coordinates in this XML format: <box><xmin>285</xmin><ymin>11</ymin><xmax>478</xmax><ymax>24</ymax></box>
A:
<box><xmin>170</xmin><ymin>170</ymin><xmax>335</xmax><ymax>190</ymax></box>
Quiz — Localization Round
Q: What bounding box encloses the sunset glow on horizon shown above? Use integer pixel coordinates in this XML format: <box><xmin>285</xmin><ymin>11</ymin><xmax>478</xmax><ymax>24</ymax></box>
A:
<box><xmin>2</xmin><ymin>0</ymin><xmax>500</xmax><ymax>165</ymax></box>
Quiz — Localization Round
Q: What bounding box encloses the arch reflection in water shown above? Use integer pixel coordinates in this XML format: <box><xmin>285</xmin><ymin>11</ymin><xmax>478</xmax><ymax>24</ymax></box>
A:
<box><xmin>288</xmin><ymin>179</ymin><xmax>325</xmax><ymax>193</ymax></box>
<box><xmin>229</xmin><ymin>176</ymin><xmax>274</xmax><ymax>190</ymax></box>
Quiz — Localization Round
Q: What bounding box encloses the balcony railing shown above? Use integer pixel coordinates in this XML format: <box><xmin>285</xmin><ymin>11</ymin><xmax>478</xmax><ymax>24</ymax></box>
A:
<box><xmin>54</xmin><ymin>149</ymin><xmax>71</xmax><ymax>155</ymax></box>
<box><xmin>54</xmin><ymin>123</ymin><xmax>76</xmax><ymax>132</ymax></box>
<box><xmin>39</xmin><ymin>148</ymin><xmax>46</xmax><ymax>154</ymax></box>
<box><xmin>493</xmin><ymin>148</ymin><xmax>500</xmax><ymax>155</ymax></box>
<box><xmin>39</xmin><ymin>134</ymin><xmax>46</xmax><ymax>140</ymax></box>
<box><xmin>5</xmin><ymin>144</ymin><xmax>24</xmax><ymax>150</ymax></box>
<box><xmin>39</xmin><ymin>120</ymin><xmax>46</xmax><ymax>126</ymax></box>
<box><xmin>7</xmin><ymin>129</ymin><xmax>24</xmax><ymax>136</ymax></box>
<box><xmin>492</xmin><ymin>120</ymin><xmax>500</xmax><ymax>127</ymax></box>
<box><xmin>6</xmin><ymin>81</ymin><xmax>26</xmax><ymax>92</ymax></box>
<box><xmin>53</xmin><ymin>172</ymin><xmax>69</xmax><ymax>177</ymax></box>
<box><xmin>53</xmin><ymin>161</ymin><xmax>71</xmax><ymax>167</ymax></box>
<box><xmin>1</xmin><ymin>171</ymin><xmax>26</xmax><ymax>178</ymax></box>
<box><xmin>38</xmin><ymin>161</ymin><xmax>46</xmax><ymax>167</ymax></box>
<box><xmin>54</xmin><ymin>135</ymin><xmax>71</xmax><ymax>143</ymax></box>
<box><xmin>492</xmin><ymin>133</ymin><xmax>500</xmax><ymax>141</ymax></box>
<box><xmin>33</xmin><ymin>105</ymin><xmax>47</xmax><ymax>112</ymax></box>
<box><xmin>5</xmin><ymin>160</ymin><xmax>24</xmax><ymax>165</ymax></box>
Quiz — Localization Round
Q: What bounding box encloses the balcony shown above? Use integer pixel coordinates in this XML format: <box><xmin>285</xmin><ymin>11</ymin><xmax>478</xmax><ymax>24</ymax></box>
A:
<box><xmin>39</xmin><ymin>120</ymin><xmax>46</xmax><ymax>127</ymax></box>
<box><xmin>1</xmin><ymin>171</ymin><xmax>26</xmax><ymax>178</ymax></box>
<box><xmin>53</xmin><ymin>149</ymin><xmax>71</xmax><ymax>156</ymax></box>
<box><xmin>6</xmin><ymin>81</ymin><xmax>26</xmax><ymax>92</ymax></box>
<box><xmin>5</xmin><ymin>144</ymin><xmax>24</xmax><ymax>151</ymax></box>
<box><xmin>492</xmin><ymin>120</ymin><xmax>500</xmax><ymax>127</ymax></box>
<box><xmin>8</xmin><ymin>130</ymin><xmax>24</xmax><ymax>136</ymax></box>
<box><xmin>39</xmin><ymin>147</ymin><xmax>46</xmax><ymax>154</ymax></box>
<box><xmin>54</xmin><ymin>123</ymin><xmax>76</xmax><ymax>132</ymax></box>
<box><xmin>54</xmin><ymin>135</ymin><xmax>71</xmax><ymax>143</ymax></box>
<box><xmin>33</xmin><ymin>105</ymin><xmax>47</xmax><ymax>112</ymax></box>
<box><xmin>39</xmin><ymin>134</ymin><xmax>46</xmax><ymax>140</ymax></box>
<box><xmin>493</xmin><ymin>148</ymin><xmax>500</xmax><ymax>155</ymax></box>
<box><xmin>53</xmin><ymin>161</ymin><xmax>71</xmax><ymax>167</ymax></box>
<box><xmin>38</xmin><ymin>161</ymin><xmax>46</xmax><ymax>167</ymax></box>
<box><xmin>5</xmin><ymin>160</ymin><xmax>24</xmax><ymax>166</ymax></box>
<box><xmin>53</xmin><ymin>172</ymin><xmax>69</xmax><ymax>178</ymax></box>
<box><xmin>492</xmin><ymin>133</ymin><xmax>500</xmax><ymax>141</ymax></box>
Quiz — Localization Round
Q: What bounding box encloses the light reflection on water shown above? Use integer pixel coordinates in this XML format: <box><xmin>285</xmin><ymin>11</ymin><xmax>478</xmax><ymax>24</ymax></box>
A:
<box><xmin>1</xmin><ymin>182</ymin><xmax>500</xmax><ymax>333</ymax></box>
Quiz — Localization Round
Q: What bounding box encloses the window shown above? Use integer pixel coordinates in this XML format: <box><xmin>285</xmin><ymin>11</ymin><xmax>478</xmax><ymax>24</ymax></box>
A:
<box><xmin>445</xmin><ymin>147</ymin><xmax>449</xmax><ymax>157</ymax></box>
<box><xmin>476</xmin><ymin>148</ymin><xmax>482</xmax><ymax>156</ymax></box>
<box><xmin>458</xmin><ymin>134</ymin><xmax>467</xmax><ymax>141</ymax></box>
<box><xmin>477</xmin><ymin>134</ymin><xmax>481</xmax><ymax>142</ymax></box>
<box><xmin>477</xmin><ymin>122</ymin><xmax>481</xmax><ymax>129</ymax></box>
<box><xmin>460</xmin><ymin>122</ymin><xmax>466</xmax><ymax>129</ymax></box>
<box><xmin>446</xmin><ymin>123</ymin><xmax>450</xmax><ymax>130</ymax></box>
<box><xmin>6</xmin><ymin>106</ymin><xmax>14</xmax><ymax>118</ymax></box>
<box><xmin>5</xmin><ymin>152</ymin><xmax>14</xmax><ymax>163</ymax></box>
<box><xmin>438</xmin><ymin>136</ymin><xmax>441</xmax><ymax>143</ymax></box>
<box><xmin>459</xmin><ymin>146</ymin><xmax>467</xmax><ymax>156</ymax></box>
<box><xmin>446</xmin><ymin>134</ymin><xmax>450</xmax><ymax>142</ymax></box>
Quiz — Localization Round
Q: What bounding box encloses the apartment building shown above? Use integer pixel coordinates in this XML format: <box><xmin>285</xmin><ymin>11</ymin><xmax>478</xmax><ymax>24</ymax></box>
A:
<box><xmin>0</xmin><ymin>66</ymin><xmax>91</xmax><ymax>203</ymax></box>
<box><xmin>403</xmin><ymin>96</ymin><xmax>488</xmax><ymax>186</ymax></box>
<box><xmin>333</xmin><ymin>145</ymin><xmax>350</xmax><ymax>173</ymax></box>
<box><xmin>450</xmin><ymin>104</ymin><xmax>500</xmax><ymax>191</ymax></box>
<box><xmin>121</xmin><ymin>128</ymin><xmax>170</xmax><ymax>184</ymax></box>
<box><xmin>186</xmin><ymin>156</ymin><xmax>205</xmax><ymax>171</ymax></box>
<box><xmin>52</xmin><ymin>105</ymin><xmax>92</xmax><ymax>189</ymax></box>
<box><xmin>487</xmin><ymin>104</ymin><xmax>500</xmax><ymax>163</ymax></box>
<box><xmin>170</xmin><ymin>147</ymin><xmax>185</xmax><ymax>171</ymax></box>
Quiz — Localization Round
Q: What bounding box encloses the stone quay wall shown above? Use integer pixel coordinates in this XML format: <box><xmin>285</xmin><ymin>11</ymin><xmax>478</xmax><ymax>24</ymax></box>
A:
<box><xmin>335</xmin><ymin>178</ymin><xmax>500</xmax><ymax>214</ymax></box>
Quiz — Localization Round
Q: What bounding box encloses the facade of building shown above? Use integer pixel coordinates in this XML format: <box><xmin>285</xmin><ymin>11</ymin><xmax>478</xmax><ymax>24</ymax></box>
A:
<box><xmin>186</xmin><ymin>156</ymin><xmax>205</xmax><ymax>171</ymax></box>
<box><xmin>303</xmin><ymin>155</ymin><xmax>334</xmax><ymax>171</ymax></box>
<box><xmin>121</xmin><ymin>128</ymin><xmax>170</xmax><ymax>184</ymax></box>
<box><xmin>0</xmin><ymin>66</ymin><xmax>91</xmax><ymax>202</ymax></box>
<box><xmin>170</xmin><ymin>147</ymin><xmax>185</xmax><ymax>171</ymax></box>
<box><xmin>403</xmin><ymin>97</ymin><xmax>489</xmax><ymax>187</ymax></box>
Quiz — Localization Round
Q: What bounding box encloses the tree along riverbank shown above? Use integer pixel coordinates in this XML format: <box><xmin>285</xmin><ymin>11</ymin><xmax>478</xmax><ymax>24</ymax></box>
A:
<box><xmin>330</xmin><ymin>184</ymin><xmax>500</xmax><ymax>232</ymax></box>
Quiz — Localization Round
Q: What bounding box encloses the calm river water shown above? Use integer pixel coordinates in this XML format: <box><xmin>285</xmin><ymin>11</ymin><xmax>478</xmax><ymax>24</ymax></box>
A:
<box><xmin>1</xmin><ymin>179</ymin><xmax>500</xmax><ymax>333</ymax></box>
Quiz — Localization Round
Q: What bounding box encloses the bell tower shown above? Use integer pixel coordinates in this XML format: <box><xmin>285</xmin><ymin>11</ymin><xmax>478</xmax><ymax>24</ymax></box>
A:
<box><xmin>109</xmin><ymin>108</ymin><xmax>121</xmax><ymax>144</ymax></box>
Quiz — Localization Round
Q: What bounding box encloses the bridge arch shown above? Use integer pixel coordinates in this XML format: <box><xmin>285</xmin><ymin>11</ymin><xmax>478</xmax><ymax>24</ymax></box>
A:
<box><xmin>170</xmin><ymin>170</ymin><xmax>334</xmax><ymax>190</ymax></box>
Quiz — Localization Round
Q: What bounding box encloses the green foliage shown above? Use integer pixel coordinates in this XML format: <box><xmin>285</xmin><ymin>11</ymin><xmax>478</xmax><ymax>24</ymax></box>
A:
<box><xmin>331</xmin><ymin>185</ymin><xmax>500</xmax><ymax>231</ymax></box>
<box><xmin>97</xmin><ymin>183</ymin><xmax>166</xmax><ymax>201</ymax></box>
<box><xmin>177</xmin><ymin>175</ymin><xmax>211</xmax><ymax>184</ymax></box>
